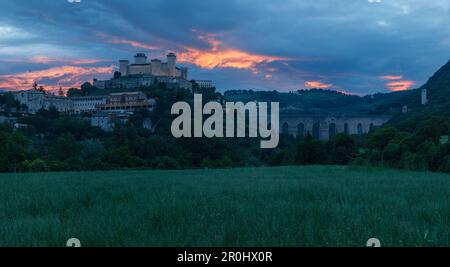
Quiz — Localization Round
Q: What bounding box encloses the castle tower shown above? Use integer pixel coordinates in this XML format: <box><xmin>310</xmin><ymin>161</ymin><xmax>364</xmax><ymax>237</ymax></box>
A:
<box><xmin>167</xmin><ymin>53</ymin><xmax>176</xmax><ymax>77</ymax></box>
<box><xmin>134</xmin><ymin>53</ymin><xmax>147</xmax><ymax>64</ymax></box>
<box><xmin>180</xmin><ymin>67</ymin><xmax>188</xmax><ymax>80</ymax></box>
<box><xmin>119</xmin><ymin>60</ymin><xmax>129</xmax><ymax>76</ymax></box>
<box><xmin>421</xmin><ymin>89</ymin><xmax>428</xmax><ymax>105</ymax></box>
<box><xmin>151</xmin><ymin>59</ymin><xmax>161</xmax><ymax>76</ymax></box>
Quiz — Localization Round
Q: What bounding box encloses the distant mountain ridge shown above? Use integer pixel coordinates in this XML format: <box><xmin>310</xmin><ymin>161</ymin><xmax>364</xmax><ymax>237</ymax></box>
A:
<box><xmin>224</xmin><ymin>89</ymin><xmax>365</xmax><ymax>115</ymax></box>
<box><xmin>224</xmin><ymin>57</ymin><xmax>450</xmax><ymax>129</ymax></box>
<box><xmin>224</xmin><ymin>88</ymin><xmax>416</xmax><ymax>116</ymax></box>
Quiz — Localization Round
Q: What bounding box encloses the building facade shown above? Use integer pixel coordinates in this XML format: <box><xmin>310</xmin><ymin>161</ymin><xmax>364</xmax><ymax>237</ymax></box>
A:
<box><xmin>99</xmin><ymin>91</ymin><xmax>156</xmax><ymax>113</ymax></box>
<box><xmin>421</xmin><ymin>89</ymin><xmax>428</xmax><ymax>105</ymax></box>
<box><xmin>14</xmin><ymin>90</ymin><xmax>72</xmax><ymax>113</ymax></box>
<box><xmin>13</xmin><ymin>90</ymin><xmax>45</xmax><ymax>114</ymax></box>
<box><xmin>71</xmin><ymin>95</ymin><xmax>107</xmax><ymax>114</ymax></box>
<box><xmin>194</xmin><ymin>80</ymin><xmax>214</xmax><ymax>89</ymax></box>
<box><xmin>43</xmin><ymin>95</ymin><xmax>73</xmax><ymax>113</ymax></box>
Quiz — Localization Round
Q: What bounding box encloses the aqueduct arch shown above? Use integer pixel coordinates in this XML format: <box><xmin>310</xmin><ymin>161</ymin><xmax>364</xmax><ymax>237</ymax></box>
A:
<box><xmin>279</xmin><ymin>114</ymin><xmax>391</xmax><ymax>141</ymax></box>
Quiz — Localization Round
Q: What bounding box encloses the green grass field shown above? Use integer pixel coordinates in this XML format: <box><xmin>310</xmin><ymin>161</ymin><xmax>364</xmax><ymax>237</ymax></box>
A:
<box><xmin>0</xmin><ymin>166</ymin><xmax>449</xmax><ymax>247</ymax></box>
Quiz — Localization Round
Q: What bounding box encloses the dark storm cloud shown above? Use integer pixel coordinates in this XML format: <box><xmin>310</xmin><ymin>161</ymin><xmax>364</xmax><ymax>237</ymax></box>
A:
<box><xmin>0</xmin><ymin>0</ymin><xmax>449</xmax><ymax>93</ymax></box>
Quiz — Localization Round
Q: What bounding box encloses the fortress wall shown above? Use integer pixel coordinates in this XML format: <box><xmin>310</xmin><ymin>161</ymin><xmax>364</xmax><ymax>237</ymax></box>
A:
<box><xmin>128</xmin><ymin>64</ymin><xmax>152</xmax><ymax>75</ymax></box>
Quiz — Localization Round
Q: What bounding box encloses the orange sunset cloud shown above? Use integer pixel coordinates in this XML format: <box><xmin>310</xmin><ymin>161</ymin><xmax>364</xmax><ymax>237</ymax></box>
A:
<box><xmin>379</xmin><ymin>75</ymin><xmax>403</xmax><ymax>80</ymax></box>
<box><xmin>177</xmin><ymin>32</ymin><xmax>289</xmax><ymax>72</ymax></box>
<box><xmin>0</xmin><ymin>65</ymin><xmax>114</xmax><ymax>91</ymax></box>
<box><xmin>380</xmin><ymin>75</ymin><xmax>415</xmax><ymax>91</ymax></box>
<box><xmin>386</xmin><ymin>80</ymin><xmax>416</xmax><ymax>92</ymax></box>
<box><xmin>97</xmin><ymin>33</ymin><xmax>160</xmax><ymax>51</ymax></box>
<box><xmin>304</xmin><ymin>81</ymin><xmax>333</xmax><ymax>89</ymax></box>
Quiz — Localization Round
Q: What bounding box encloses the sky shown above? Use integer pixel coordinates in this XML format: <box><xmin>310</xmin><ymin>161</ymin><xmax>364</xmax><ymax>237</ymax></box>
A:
<box><xmin>0</xmin><ymin>0</ymin><xmax>449</xmax><ymax>95</ymax></box>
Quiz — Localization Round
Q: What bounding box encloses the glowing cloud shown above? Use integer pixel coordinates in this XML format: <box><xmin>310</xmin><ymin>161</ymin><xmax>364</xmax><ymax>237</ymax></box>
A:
<box><xmin>304</xmin><ymin>81</ymin><xmax>333</xmax><ymax>89</ymax></box>
<box><xmin>97</xmin><ymin>33</ymin><xmax>160</xmax><ymax>51</ymax></box>
<box><xmin>0</xmin><ymin>65</ymin><xmax>114</xmax><ymax>91</ymax></box>
<box><xmin>380</xmin><ymin>75</ymin><xmax>415</xmax><ymax>91</ymax></box>
<box><xmin>107</xmin><ymin>39</ymin><xmax>160</xmax><ymax>50</ymax></box>
<box><xmin>386</xmin><ymin>80</ymin><xmax>416</xmax><ymax>91</ymax></box>
<box><xmin>30</xmin><ymin>56</ymin><xmax>110</xmax><ymax>65</ymax></box>
<box><xmin>379</xmin><ymin>75</ymin><xmax>403</xmax><ymax>80</ymax></box>
<box><xmin>177</xmin><ymin>32</ymin><xmax>289</xmax><ymax>72</ymax></box>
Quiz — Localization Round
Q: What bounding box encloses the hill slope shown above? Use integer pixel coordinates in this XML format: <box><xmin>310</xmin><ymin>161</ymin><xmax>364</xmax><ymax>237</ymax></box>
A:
<box><xmin>423</xmin><ymin>58</ymin><xmax>450</xmax><ymax>104</ymax></box>
<box><xmin>388</xmin><ymin>58</ymin><xmax>450</xmax><ymax>129</ymax></box>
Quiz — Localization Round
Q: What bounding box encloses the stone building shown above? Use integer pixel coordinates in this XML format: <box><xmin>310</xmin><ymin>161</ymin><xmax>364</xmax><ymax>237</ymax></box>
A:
<box><xmin>71</xmin><ymin>95</ymin><xmax>107</xmax><ymax>114</ymax></box>
<box><xmin>98</xmin><ymin>91</ymin><xmax>156</xmax><ymax>113</ymax></box>
<box><xmin>13</xmin><ymin>90</ymin><xmax>45</xmax><ymax>114</ymax></box>
<box><xmin>421</xmin><ymin>89</ymin><xmax>428</xmax><ymax>105</ymax></box>
<box><xmin>43</xmin><ymin>95</ymin><xmax>73</xmax><ymax>113</ymax></box>
<box><xmin>91</xmin><ymin>112</ymin><xmax>153</xmax><ymax>132</ymax></box>
<box><xmin>193</xmin><ymin>80</ymin><xmax>214</xmax><ymax>89</ymax></box>
<box><xmin>90</xmin><ymin>112</ymin><xmax>129</xmax><ymax>132</ymax></box>
<box><xmin>13</xmin><ymin>90</ymin><xmax>72</xmax><ymax>114</ymax></box>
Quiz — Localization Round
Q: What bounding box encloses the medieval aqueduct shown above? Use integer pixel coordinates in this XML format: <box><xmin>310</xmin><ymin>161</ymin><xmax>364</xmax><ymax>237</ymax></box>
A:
<box><xmin>279</xmin><ymin>114</ymin><xmax>391</xmax><ymax>140</ymax></box>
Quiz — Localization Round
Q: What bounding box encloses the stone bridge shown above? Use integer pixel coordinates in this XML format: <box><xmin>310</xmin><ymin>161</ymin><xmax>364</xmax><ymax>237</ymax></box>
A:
<box><xmin>279</xmin><ymin>114</ymin><xmax>391</xmax><ymax>141</ymax></box>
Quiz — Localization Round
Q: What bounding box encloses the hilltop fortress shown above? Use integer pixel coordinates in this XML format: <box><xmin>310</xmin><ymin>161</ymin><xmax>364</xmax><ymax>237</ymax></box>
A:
<box><xmin>93</xmin><ymin>52</ymin><xmax>201</xmax><ymax>91</ymax></box>
<box><xmin>120</xmin><ymin>52</ymin><xmax>188</xmax><ymax>79</ymax></box>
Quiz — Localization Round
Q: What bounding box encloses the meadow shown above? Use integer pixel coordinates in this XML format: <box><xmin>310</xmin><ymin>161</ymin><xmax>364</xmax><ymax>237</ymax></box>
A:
<box><xmin>0</xmin><ymin>166</ymin><xmax>449</xmax><ymax>247</ymax></box>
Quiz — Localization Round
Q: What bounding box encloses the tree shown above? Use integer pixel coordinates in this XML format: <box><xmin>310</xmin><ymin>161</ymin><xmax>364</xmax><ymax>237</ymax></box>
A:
<box><xmin>328</xmin><ymin>134</ymin><xmax>357</xmax><ymax>165</ymax></box>
<box><xmin>67</xmin><ymin>88</ymin><xmax>83</xmax><ymax>97</ymax></box>
<box><xmin>113</xmin><ymin>71</ymin><xmax>122</xmax><ymax>79</ymax></box>
<box><xmin>81</xmin><ymin>82</ymin><xmax>95</xmax><ymax>96</ymax></box>
<box><xmin>49</xmin><ymin>134</ymin><xmax>81</xmax><ymax>161</ymax></box>
<box><xmin>0</xmin><ymin>131</ymin><xmax>33</xmax><ymax>172</ymax></box>
<box><xmin>368</xmin><ymin>127</ymin><xmax>399</xmax><ymax>150</ymax></box>
<box><xmin>295</xmin><ymin>139</ymin><xmax>326</xmax><ymax>165</ymax></box>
